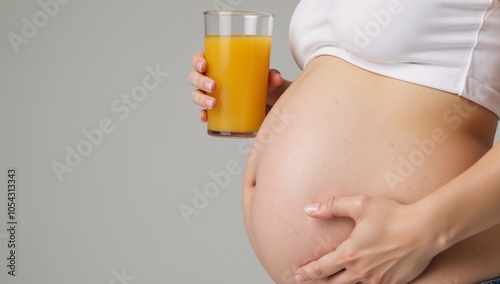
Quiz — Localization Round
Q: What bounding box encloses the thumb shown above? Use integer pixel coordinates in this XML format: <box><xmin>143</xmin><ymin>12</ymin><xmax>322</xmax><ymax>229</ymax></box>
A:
<box><xmin>267</xmin><ymin>69</ymin><xmax>285</xmax><ymax>91</ymax></box>
<box><xmin>304</xmin><ymin>195</ymin><xmax>369</xmax><ymax>222</ymax></box>
<box><xmin>268</xmin><ymin>69</ymin><xmax>283</xmax><ymax>89</ymax></box>
<box><xmin>266</xmin><ymin>69</ymin><xmax>284</xmax><ymax>107</ymax></box>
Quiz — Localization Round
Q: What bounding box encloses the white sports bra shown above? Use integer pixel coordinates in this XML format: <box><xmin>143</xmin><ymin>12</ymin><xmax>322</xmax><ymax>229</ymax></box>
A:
<box><xmin>289</xmin><ymin>0</ymin><xmax>500</xmax><ymax>118</ymax></box>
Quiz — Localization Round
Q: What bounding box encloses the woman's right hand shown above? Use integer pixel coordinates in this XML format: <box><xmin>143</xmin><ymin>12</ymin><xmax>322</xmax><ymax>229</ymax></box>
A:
<box><xmin>188</xmin><ymin>51</ymin><xmax>291</xmax><ymax>122</ymax></box>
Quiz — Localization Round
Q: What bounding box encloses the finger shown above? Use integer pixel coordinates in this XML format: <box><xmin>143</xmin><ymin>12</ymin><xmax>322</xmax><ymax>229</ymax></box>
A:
<box><xmin>191</xmin><ymin>89</ymin><xmax>216</xmax><ymax>109</ymax></box>
<box><xmin>328</xmin><ymin>195</ymin><xmax>370</xmax><ymax>222</ymax></box>
<box><xmin>304</xmin><ymin>195</ymin><xmax>369</xmax><ymax>221</ymax></box>
<box><xmin>294</xmin><ymin>251</ymin><xmax>345</xmax><ymax>282</ymax></box>
<box><xmin>326</xmin><ymin>272</ymin><xmax>362</xmax><ymax>284</ymax></box>
<box><xmin>268</xmin><ymin>69</ymin><xmax>283</xmax><ymax>88</ymax></box>
<box><xmin>198</xmin><ymin>109</ymin><xmax>208</xmax><ymax>123</ymax></box>
<box><xmin>191</xmin><ymin>51</ymin><xmax>206</xmax><ymax>72</ymax></box>
<box><xmin>188</xmin><ymin>70</ymin><xmax>216</xmax><ymax>92</ymax></box>
<box><xmin>266</xmin><ymin>69</ymin><xmax>285</xmax><ymax>107</ymax></box>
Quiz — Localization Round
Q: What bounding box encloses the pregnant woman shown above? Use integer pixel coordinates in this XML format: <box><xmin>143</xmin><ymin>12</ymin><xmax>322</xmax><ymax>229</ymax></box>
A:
<box><xmin>190</xmin><ymin>1</ymin><xmax>500</xmax><ymax>283</ymax></box>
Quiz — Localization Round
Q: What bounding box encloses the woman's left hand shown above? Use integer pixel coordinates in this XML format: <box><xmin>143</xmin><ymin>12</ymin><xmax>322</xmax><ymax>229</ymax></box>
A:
<box><xmin>294</xmin><ymin>195</ymin><xmax>440</xmax><ymax>284</ymax></box>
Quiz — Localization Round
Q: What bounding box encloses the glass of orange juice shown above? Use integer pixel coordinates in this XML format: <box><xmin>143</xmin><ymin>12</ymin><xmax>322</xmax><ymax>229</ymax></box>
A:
<box><xmin>204</xmin><ymin>10</ymin><xmax>273</xmax><ymax>138</ymax></box>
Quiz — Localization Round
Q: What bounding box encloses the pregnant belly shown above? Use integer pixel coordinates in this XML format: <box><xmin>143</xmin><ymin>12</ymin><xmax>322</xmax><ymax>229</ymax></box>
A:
<box><xmin>242</xmin><ymin>56</ymin><xmax>498</xmax><ymax>283</ymax></box>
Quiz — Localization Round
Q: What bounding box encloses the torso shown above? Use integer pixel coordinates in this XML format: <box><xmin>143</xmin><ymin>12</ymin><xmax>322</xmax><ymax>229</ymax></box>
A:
<box><xmin>242</xmin><ymin>56</ymin><xmax>499</xmax><ymax>283</ymax></box>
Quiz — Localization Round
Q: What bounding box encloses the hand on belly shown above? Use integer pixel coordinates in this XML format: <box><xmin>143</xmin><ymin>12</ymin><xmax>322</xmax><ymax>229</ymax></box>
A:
<box><xmin>242</xmin><ymin>56</ymin><xmax>498</xmax><ymax>284</ymax></box>
<box><xmin>294</xmin><ymin>195</ymin><xmax>434</xmax><ymax>284</ymax></box>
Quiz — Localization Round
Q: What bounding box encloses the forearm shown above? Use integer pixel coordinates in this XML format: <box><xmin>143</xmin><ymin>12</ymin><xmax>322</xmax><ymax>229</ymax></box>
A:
<box><xmin>417</xmin><ymin>141</ymin><xmax>500</xmax><ymax>252</ymax></box>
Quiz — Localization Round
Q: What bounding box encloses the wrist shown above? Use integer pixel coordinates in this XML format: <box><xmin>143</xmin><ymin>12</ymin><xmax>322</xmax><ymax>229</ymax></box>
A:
<box><xmin>411</xmin><ymin>198</ymin><xmax>456</xmax><ymax>255</ymax></box>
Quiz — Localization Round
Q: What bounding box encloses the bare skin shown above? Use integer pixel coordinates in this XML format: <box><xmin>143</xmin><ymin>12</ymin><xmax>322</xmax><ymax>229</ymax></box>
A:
<box><xmin>189</xmin><ymin>53</ymin><xmax>500</xmax><ymax>283</ymax></box>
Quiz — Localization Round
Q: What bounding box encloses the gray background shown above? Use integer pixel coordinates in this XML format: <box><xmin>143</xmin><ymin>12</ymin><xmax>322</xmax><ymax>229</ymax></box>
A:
<box><xmin>0</xmin><ymin>1</ymin><xmax>498</xmax><ymax>284</ymax></box>
<box><xmin>0</xmin><ymin>1</ymin><xmax>300</xmax><ymax>284</ymax></box>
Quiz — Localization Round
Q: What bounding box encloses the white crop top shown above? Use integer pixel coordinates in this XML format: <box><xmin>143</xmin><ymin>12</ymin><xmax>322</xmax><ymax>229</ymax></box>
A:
<box><xmin>289</xmin><ymin>0</ymin><xmax>500</xmax><ymax>118</ymax></box>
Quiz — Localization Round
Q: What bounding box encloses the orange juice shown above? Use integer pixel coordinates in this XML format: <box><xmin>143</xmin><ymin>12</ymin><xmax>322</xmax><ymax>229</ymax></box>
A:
<box><xmin>204</xmin><ymin>35</ymin><xmax>272</xmax><ymax>137</ymax></box>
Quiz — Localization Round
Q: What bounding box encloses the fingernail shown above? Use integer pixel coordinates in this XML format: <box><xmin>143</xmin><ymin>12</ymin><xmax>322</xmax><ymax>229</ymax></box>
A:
<box><xmin>295</xmin><ymin>274</ymin><xmax>305</xmax><ymax>282</ymax></box>
<box><xmin>304</xmin><ymin>204</ymin><xmax>320</xmax><ymax>214</ymax></box>
<box><xmin>205</xmin><ymin>99</ymin><xmax>215</xmax><ymax>109</ymax></box>
<box><xmin>204</xmin><ymin>81</ymin><xmax>213</xmax><ymax>92</ymax></box>
<box><xmin>271</xmin><ymin>69</ymin><xmax>281</xmax><ymax>75</ymax></box>
<box><xmin>197</xmin><ymin>61</ymin><xmax>204</xmax><ymax>72</ymax></box>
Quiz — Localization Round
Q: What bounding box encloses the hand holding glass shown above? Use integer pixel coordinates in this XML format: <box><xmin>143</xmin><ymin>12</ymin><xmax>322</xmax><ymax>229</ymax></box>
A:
<box><xmin>204</xmin><ymin>10</ymin><xmax>274</xmax><ymax>138</ymax></box>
